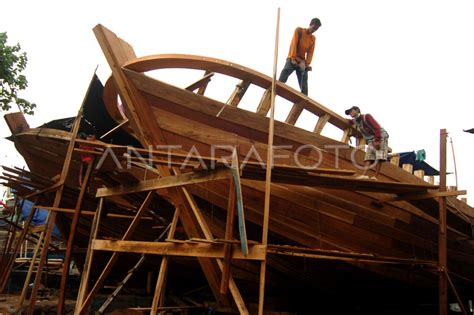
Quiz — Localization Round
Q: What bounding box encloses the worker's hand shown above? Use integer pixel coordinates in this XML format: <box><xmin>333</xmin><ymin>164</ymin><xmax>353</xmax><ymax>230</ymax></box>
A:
<box><xmin>373</xmin><ymin>141</ymin><xmax>381</xmax><ymax>150</ymax></box>
<box><xmin>306</xmin><ymin>66</ymin><xmax>312</xmax><ymax>71</ymax></box>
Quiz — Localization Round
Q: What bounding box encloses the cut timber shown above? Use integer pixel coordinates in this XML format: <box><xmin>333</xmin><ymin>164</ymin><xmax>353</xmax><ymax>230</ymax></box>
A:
<box><xmin>96</xmin><ymin>168</ymin><xmax>232</xmax><ymax>197</ymax></box>
<box><xmin>186</xmin><ymin>72</ymin><xmax>214</xmax><ymax>92</ymax></box>
<box><xmin>227</xmin><ymin>79</ymin><xmax>250</xmax><ymax>106</ymax></box>
<box><xmin>4</xmin><ymin>112</ymin><xmax>30</xmax><ymax>134</ymax></box>
<box><xmin>92</xmin><ymin>240</ymin><xmax>265</xmax><ymax>260</ymax></box>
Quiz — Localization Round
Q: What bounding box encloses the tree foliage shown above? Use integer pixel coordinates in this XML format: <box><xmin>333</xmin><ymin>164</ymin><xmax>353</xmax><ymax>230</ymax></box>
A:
<box><xmin>0</xmin><ymin>32</ymin><xmax>36</xmax><ymax>115</ymax></box>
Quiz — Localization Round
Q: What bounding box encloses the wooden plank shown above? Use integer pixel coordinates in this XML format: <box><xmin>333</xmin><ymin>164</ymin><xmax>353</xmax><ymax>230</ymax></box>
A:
<box><xmin>77</xmin><ymin>192</ymin><xmax>154</xmax><ymax>314</ymax></box>
<box><xmin>28</xmin><ymin>70</ymin><xmax>95</xmax><ymax>314</ymax></box>
<box><xmin>220</xmin><ymin>178</ymin><xmax>236</xmax><ymax>295</ymax></box>
<box><xmin>151</xmin><ymin>207</ymin><xmax>181</xmax><ymax>313</ymax></box>
<box><xmin>284</xmin><ymin>101</ymin><xmax>304</xmax><ymax>125</ymax></box>
<box><xmin>96</xmin><ymin>168</ymin><xmax>231</xmax><ymax>197</ymax></box>
<box><xmin>186</xmin><ymin>72</ymin><xmax>214</xmax><ymax>92</ymax></box>
<box><xmin>259</xmin><ymin>12</ymin><xmax>280</xmax><ymax>315</ymax></box>
<box><xmin>231</xmin><ymin>151</ymin><xmax>248</xmax><ymax>255</ymax></box>
<box><xmin>92</xmin><ymin>240</ymin><xmax>266</xmax><ymax>260</ymax></box>
<box><xmin>94</xmin><ymin>24</ymin><xmax>242</xmax><ymax>308</ymax></box>
<box><xmin>197</xmin><ymin>70</ymin><xmax>212</xmax><ymax>95</ymax></box>
<box><xmin>255</xmin><ymin>88</ymin><xmax>271</xmax><ymax>115</ymax></box>
<box><xmin>313</xmin><ymin>114</ymin><xmax>330</xmax><ymax>135</ymax></box>
<box><xmin>439</xmin><ymin>129</ymin><xmax>448</xmax><ymax>315</ymax></box>
<box><xmin>122</xmin><ymin>54</ymin><xmax>351</xmax><ymax>131</ymax></box>
<box><xmin>3</xmin><ymin>112</ymin><xmax>30</xmax><ymax>134</ymax></box>
<box><xmin>58</xmin><ymin>161</ymin><xmax>94</xmax><ymax>313</ymax></box>
<box><xmin>18</xmin><ymin>213</ymin><xmax>49</xmax><ymax>307</ymax></box>
<box><xmin>227</xmin><ymin>79</ymin><xmax>250</xmax><ymax>106</ymax></box>
<box><xmin>75</xmin><ymin>199</ymin><xmax>104</xmax><ymax>314</ymax></box>
<box><xmin>378</xmin><ymin>190</ymin><xmax>466</xmax><ymax>204</ymax></box>
<box><xmin>341</xmin><ymin>128</ymin><xmax>351</xmax><ymax>144</ymax></box>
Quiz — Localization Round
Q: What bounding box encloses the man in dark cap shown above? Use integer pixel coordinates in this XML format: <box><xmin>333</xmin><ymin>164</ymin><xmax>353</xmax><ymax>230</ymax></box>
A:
<box><xmin>345</xmin><ymin>106</ymin><xmax>389</xmax><ymax>180</ymax></box>
<box><xmin>278</xmin><ymin>17</ymin><xmax>321</xmax><ymax>95</ymax></box>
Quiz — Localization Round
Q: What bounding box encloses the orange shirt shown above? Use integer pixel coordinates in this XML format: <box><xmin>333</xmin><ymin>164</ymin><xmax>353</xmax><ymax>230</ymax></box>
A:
<box><xmin>287</xmin><ymin>27</ymin><xmax>316</xmax><ymax>65</ymax></box>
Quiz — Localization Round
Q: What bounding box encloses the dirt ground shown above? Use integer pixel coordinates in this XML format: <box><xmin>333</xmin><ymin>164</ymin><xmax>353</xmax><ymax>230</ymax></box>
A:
<box><xmin>0</xmin><ymin>294</ymin><xmax>76</xmax><ymax>315</ymax></box>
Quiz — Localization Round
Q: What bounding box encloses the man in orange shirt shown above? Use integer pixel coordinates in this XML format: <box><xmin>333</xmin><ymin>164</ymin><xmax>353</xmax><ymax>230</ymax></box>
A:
<box><xmin>278</xmin><ymin>17</ymin><xmax>321</xmax><ymax>95</ymax></box>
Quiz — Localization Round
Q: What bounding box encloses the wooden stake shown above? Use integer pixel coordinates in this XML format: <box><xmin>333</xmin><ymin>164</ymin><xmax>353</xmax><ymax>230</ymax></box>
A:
<box><xmin>259</xmin><ymin>8</ymin><xmax>280</xmax><ymax>315</ymax></box>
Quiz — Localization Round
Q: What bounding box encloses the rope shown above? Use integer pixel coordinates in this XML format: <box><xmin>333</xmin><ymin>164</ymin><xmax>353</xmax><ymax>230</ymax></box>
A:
<box><xmin>449</xmin><ymin>135</ymin><xmax>459</xmax><ymax>188</ymax></box>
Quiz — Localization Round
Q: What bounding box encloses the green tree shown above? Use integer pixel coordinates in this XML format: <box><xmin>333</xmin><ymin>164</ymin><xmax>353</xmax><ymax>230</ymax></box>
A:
<box><xmin>0</xmin><ymin>32</ymin><xmax>36</xmax><ymax>115</ymax></box>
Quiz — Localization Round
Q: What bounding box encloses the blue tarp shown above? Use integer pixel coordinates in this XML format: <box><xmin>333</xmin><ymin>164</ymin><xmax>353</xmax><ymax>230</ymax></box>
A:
<box><xmin>391</xmin><ymin>151</ymin><xmax>440</xmax><ymax>176</ymax></box>
<box><xmin>20</xmin><ymin>199</ymin><xmax>62</xmax><ymax>239</ymax></box>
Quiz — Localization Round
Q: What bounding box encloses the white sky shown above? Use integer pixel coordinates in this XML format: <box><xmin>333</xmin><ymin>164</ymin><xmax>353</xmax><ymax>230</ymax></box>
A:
<box><xmin>1</xmin><ymin>0</ymin><xmax>474</xmax><ymax>205</ymax></box>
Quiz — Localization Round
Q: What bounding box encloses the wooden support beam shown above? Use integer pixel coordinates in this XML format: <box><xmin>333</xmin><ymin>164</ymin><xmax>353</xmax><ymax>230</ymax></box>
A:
<box><xmin>227</xmin><ymin>79</ymin><xmax>250</xmax><ymax>106</ymax></box>
<box><xmin>151</xmin><ymin>208</ymin><xmax>181</xmax><ymax>313</ymax></box>
<box><xmin>96</xmin><ymin>168</ymin><xmax>232</xmax><ymax>197</ymax></box>
<box><xmin>341</xmin><ymin>128</ymin><xmax>351</xmax><ymax>144</ymax></box>
<box><xmin>99</xmin><ymin>119</ymin><xmax>129</xmax><ymax>140</ymax></box>
<box><xmin>58</xmin><ymin>160</ymin><xmax>94</xmax><ymax>313</ymax></box>
<box><xmin>29</xmin><ymin>70</ymin><xmax>97</xmax><ymax>314</ymax></box>
<box><xmin>75</xmin><ymin>199</ymin><xmax>104</xmax><ymax>314</ymax></box>
<box><xmin>439</xmin><ymin>129</ymin><xmax>448</xmax><ymax>315</ymax></box>
<box><xmin>77</xmin><ymin>192</ymin><xmax>154</xmax><ymax>314</ymax></box>
<box><xmin>220</xmin><ymin>178</ymin><xmax>236</xmax><ymax>295</ymax></box>
<box><xmin>0</xmin><ymin>198</ymin><xmax>34</xmax><ymax>292</ymax></box>
<box><xmin>445</xmin><ymin>270</ymin><xmax>469</xmax><ymax>315</ymax></box>
<box><xmin>94</xmin><ymin>24</ymin><xmax>244</xmax><ymax>309</ymax></box>
<box><xmin>256</xmin><ymin>88</ymin><xmax>272</xmax><ymax>116</ymax></box>
<box><xmin>198</xmin><ymin>70</ymin><xmax>212</xmax><ymax>95</ymax></box>
<box><xmin>402</xmin><ymin>163</ymin><xmax>413</xmax><ymax>173</ymax></box>
<box><xmin>18</xmin><ymin>212</ymin><xmax>49</xmax><ymax>307</ymax></box>
<box><xmin>186</xmin><ymin>72</ymin><xmax>214</xmax><ymax>92</ymax></box>
<box><xmin>284</xmin><ymin>101</ymin><xmax>304</xmax><ymax>125</ymax></box>
<box><xmin>231</xmin><ymin>151</ymin><xmax>248</xmax><ymax>255</ymax></box>
<box><xmin>35</xmin><ymin>205</ymin><xmax>153</xmax><ymax>220</ymax></box>
<box><xmin>3</xmin><ymin>112</ymin><xmax>30</xmax><ymax>134</ymax></box>
<box><xmin>313</xmin><ymin>114</ymin><xmax>330</xmax><ymax>135</ymax></box>
<box><xmin>377</xmin><ymin>190</ymin><xmax>466</xmax><ymax>204</ymax></box>
<box><xmin>91</xmin><ymin>240</ymin><xmax>266</xmax><ymax>260</ymax></box>
<box><xmin>414</xmin><ymin>169</ymin><xmax>425</xmax><ymax>179</ymax></box>
<box><xmin>98</xmin><ymin>225</ymin><xmax>171</xmax><ymax>314</ymax></box>
<box><xmin>259</xmin><ymin>10</ymin><xmax>279</xmax><ymax>315</ymax></box>
<box><xmin>390</xmin><ymin>154</ymin><xmax>400</xmax><ymax>166</ymax></box>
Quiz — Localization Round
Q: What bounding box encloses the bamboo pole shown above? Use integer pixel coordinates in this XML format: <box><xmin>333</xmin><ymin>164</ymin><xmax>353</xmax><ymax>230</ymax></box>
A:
<box><xmin>258</xmin><ymin>8</ymin><xmax>280</xmax><ymax>315</ymax></box>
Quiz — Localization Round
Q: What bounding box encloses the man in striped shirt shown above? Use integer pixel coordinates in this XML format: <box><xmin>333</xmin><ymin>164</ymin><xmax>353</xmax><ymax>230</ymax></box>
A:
<box><xmin>345</xmin><ymin>106</ymin><xmax>389</xmax><ymax>180</ymax></box>
<box><xmin>278</xmin><ymin>17</ymin><xmax>321</xmax><ymax>95</ymax></box>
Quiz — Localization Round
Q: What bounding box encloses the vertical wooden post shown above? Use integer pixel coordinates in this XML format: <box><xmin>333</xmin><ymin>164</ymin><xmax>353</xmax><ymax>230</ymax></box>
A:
<box><xmin>18</xmin><ymin>212</ymin><xmax>50</xmax><ymax>307</ymax></box>
<box><xmin>151</xmin><ymin>206</ymin><xmax>181</xmax><ymax>314</ymax></box>
<box><xmin>439</xmin><ymin>129</ymin><xmax>448</xmax><ymax>315</ymax></box>
<box><xmin>28</xmin><ymin>70</ymin><xmax>96</xmax><ymax>314</ymax></box>
<box><xmin>0</xmin><ymin>198</ymin><xmax>33</xmax><ymax>292</ymax></box>
<box><xmin>58</xmin><ymin>160</ymin><xmax>94</xmax><ymax>313</ymax></box>
<box><xmin>220</xmin><ymin>178</ymin><xmax>236</xmax><ymax>295</ymax></box>
<box><xmin>75</xmin><ymin>198</ymin><xmax>104</xmax><ymax>314</ymax></box>
<box><xmin>258</xmin><ymin>8</ymin><xmax>280</xmax><ymax>315</ymax></box>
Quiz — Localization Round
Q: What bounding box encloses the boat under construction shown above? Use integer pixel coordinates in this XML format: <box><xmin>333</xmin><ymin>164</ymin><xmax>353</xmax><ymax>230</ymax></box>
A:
<box><xmin>1</xmin><ymin>24</ymin><xmax>473</xmax><ymax>314</ymax></box>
